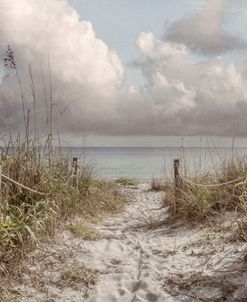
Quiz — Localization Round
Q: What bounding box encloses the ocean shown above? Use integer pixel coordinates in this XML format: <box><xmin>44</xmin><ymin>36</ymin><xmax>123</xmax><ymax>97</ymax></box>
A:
<box><xmin>62</xmin><ymin>147</ymin><xmax>247</xmax><ymax>180</ymax></box>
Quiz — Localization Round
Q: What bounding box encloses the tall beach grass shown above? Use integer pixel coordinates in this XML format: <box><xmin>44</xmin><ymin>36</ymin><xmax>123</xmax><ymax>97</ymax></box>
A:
<box><xmin>0</xmin><ymin>139</ymin><xmax>127</xmax><ymax>278</ymax></box>
<box><xmin>164</xmin><ymin>156</ymin><xmax>247</xmax><ymax>240</ymax></box>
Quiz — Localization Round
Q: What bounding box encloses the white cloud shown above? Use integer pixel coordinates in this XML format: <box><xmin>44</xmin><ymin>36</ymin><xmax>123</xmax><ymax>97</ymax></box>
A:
<box><xmin>115</xmin><ymin>33</ymin><xmax>247</xmax><ymax>136</ymax></box>
<box><xmin>0</xmin><ymin>0</ymin><xmax>124</xmax><ymax>134</ymax></box>
<box><xmin>166</xmin><ymin>0</ymin><xmax>245</xmax><ymax>54</ymax></box>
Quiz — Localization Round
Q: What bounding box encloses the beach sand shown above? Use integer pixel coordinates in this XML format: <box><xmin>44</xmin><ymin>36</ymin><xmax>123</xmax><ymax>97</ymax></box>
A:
<box><xmin>14</xmin><ymin>183</ymin><xmax>247</xmax><ymax>301</ymax></box>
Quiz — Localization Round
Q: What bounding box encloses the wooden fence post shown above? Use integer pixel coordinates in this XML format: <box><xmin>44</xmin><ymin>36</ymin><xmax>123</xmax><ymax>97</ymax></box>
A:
<box><xmin>72</xmin><ymin>157</ymin><xmax>78</xmax><ymax>187</ymax></box>
<box><xmin>173</xmin><ymin>159</ymin><xmax>180</xmax><ymax>215</ymax></box>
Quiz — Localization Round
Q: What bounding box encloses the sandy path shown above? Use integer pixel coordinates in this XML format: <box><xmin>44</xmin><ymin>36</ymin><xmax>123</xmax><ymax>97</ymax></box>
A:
<box><xmin>83</xmin><ymin>184</ymin><xmax>170</xmax><ymax>302</ymax></box>
<box><xmin>14</xmin><ymin>184</ymin><xmax>247</xmax><ymax>301</ymax></box>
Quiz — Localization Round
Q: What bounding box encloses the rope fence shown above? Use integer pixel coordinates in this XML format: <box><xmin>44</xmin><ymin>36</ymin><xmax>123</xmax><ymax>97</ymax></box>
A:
<box><xmin>0</xmin><ymin>155</ymin><xmax>151</xmax><ymax>202</ymax></box>
<box><xmin>179</xmin><ymin>174</ymin><xmax>247</xmax><ymax>188</ymax></box>
<box><xmin>173</xmin><ymin>159</ymin><xmax>247</xmax><ymax>188</ymax></box>
<box><xmin>172</xmin><ymin>158</ymin><xmax>247</xmax><ymax>214</ymax></box>
<box><xmin>0</xmin><ymin>157</ymin><xmax>246</xmax><ymax>205</ymax></box>
<box><xmin>0</xmin><ymin>157</ymin><xmax>80</xmax><ymax>200</ymax></box>
<box><xmin>173</xmin><ymin>159</ymin><xmax>247</xmax><ymax>189</ymax></box>
<box><xmin>2</xmin><ymin>173</ymin><xmax>45</xmax><ymax>196</ymax></box>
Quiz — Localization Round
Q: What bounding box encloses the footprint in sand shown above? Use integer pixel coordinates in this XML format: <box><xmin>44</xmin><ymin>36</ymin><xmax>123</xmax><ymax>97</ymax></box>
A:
<box><xmin>145</xmin><ymin>292</ymin><xmax>159</xmax><ymax>302</ymax></box>
<box><xmin>130</xmin><ymin>280</ymin><xmax>148</xmax><ymax>293</ymax></box>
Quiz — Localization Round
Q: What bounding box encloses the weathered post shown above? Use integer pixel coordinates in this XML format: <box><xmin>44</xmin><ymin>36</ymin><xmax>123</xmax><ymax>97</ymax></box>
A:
<box><xmin>173</xmin><ymin>159</ymin><xmax>180</xmax><ymax>215</ymax></box>
<box><xmin>72</xmin><ymin>157</ymin><xmax>78</xmax><ymax>188</ymax></box>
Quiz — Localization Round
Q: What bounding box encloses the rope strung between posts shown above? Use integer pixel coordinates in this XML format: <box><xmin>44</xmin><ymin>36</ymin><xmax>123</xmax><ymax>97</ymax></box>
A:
<box><xmin>179</xmin><ymin>174</ymin><xmax>247</xmax><ymax>188</ymax></box>
<box><xmin>0</xmin><ymin>157</ymin><xmax>80</xmax><ymax>197</ymax></box>
<box><xmin>2</xmin><ymin>173</ymin><xmax>45</xmax><ymax>196</ymax></box>
<box><xmin>66</xmin><ymin>169</ymin><xmax>74</xmax><ymax>184</ymax></box>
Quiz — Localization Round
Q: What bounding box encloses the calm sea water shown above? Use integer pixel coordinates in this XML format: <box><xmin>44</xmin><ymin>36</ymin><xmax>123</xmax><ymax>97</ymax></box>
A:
<box><xmin>62</xmin><ymin>147</ymin><xmax>247</xmax><ymax>180</ymax></box>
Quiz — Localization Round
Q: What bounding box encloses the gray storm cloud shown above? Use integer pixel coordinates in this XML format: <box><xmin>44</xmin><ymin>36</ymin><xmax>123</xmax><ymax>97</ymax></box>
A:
<box><xmin>166</xmin><ymin>0</ymin><xmax>245</xmax><ymax>54</ymax></box>
<box><xmin>0</xmin><ymin>0</ymin><xmax>124</xmax><ymax>135</ymax></box>
<box><xmin>1</xmin><ymin>0</ymin><xmax>247</xmax><ymax>138</ymax></box>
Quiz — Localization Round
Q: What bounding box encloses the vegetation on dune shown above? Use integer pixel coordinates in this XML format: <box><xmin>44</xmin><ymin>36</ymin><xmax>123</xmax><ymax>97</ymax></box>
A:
<box><xmin>0</xmin><ymin>140</ymin><xmax>127</xmax><ymax>279</ymax></box>
<box><xmin>60</xmin><ymin>264</ymin><xmax>98</xmax><ymax>288</ymax></box>
<box><xmin>65</xmin><ymin>223</ymin><xmax>101</xmax><ymax>240</ymax></box>
<box><xmin>163</xmin><ymin>158</ymin><xmax>247</xmax><ymax>240</ymax></box>
<box><xmin>116</xmin><ymin>176</ymin><xmax>139</xmax><ymax>186</ymax></box>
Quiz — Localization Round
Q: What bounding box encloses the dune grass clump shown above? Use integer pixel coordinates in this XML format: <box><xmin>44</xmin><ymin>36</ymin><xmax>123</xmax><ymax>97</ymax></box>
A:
<box><xmin>65</xmin><ymin>222</ymin><xmax>101</xmax><ymax>240</ymax></box>
<box><xmin>60</xmin><ymin>264</ymin><xmax>98</xmax><ymax>288</ymax></box>
<box><xmin>116</xmin><ymin>176</ymin><xmax>139</xmax><ymax>186</ymax></box>
<box><xmin>0</xmin><ymin>141</ymin><xmax>127</xmax><ymax>277</ymax></box>
<box><xmin>164</xmin><ymin>159</ymin><xmax>247</xmax><ymax>223</ymax></box>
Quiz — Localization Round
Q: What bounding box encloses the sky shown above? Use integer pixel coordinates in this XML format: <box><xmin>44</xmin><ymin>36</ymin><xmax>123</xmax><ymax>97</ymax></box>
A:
<box><xmin>68</xmin><ymin>0</ymin><xmax>205</xmax><ymax>87</ymax></box>
<box><xmin>68</xmin><ymin>0</ymin><xmax>246</xmax><ymax>87</ymax></box>
<box><xmin>1</xmin><ymin>0</ymin><xmax>247</xmax><ymax>146</ymax></box>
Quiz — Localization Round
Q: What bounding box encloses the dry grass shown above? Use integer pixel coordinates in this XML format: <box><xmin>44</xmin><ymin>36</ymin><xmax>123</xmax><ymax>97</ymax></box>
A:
<box><xmin>116</xmin><ymin>177</ymin><xmax>139</xmax><ymax>186</ymax></box>
<box><xmin>0</xmin><ymin>141</ymin><xmax>127</xmax><ymax>279</ymax></box>
<box><xmin>0</xmin><ymin>141</ymin><xmax>127</xmax><ymax>300</ymax></box>
<box><xmin>65</xmin><ymin>222</ymin><xmax>101</xmax><ymax>240</ymax></box>
<box><xmin>164</xmin><ymin>159</ymin><xmax>247</xmax><ymax>219</ymax></box>
<box><xmin>60</xmin><ymin>264</ymin><xmax>97</xmax><ymax>288</ymax></box>
<box><xmin>163</xmin><ymin>158</ymin><xmax>247</xmax><ymax>242</ymax></box>
<box><xmin>235</xmin><ymin>218</ymin><xmax>247</xmax><ymax>241</ymax></box>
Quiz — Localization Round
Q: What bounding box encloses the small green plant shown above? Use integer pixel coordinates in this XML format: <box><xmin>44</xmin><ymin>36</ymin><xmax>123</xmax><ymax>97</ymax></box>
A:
<box><xmin>116</xmin><ymin>177</ymin><xmax>139</xmax><ymax>186</ymax></box>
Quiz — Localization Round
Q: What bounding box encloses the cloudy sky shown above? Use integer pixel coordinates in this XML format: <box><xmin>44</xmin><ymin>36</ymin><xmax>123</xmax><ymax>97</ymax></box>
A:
<box><xmin>1</xmin><ymin>0</ymin><xmax>247</xmax><ymax>146</ymax></box>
